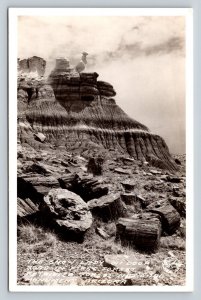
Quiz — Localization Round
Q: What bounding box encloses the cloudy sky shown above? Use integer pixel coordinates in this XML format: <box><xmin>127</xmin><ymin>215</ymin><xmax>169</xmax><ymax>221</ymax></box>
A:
<box><xmin>18</xmin><ymin>16</ymin><xmax>186</xmax><ymax>154</ymax></box>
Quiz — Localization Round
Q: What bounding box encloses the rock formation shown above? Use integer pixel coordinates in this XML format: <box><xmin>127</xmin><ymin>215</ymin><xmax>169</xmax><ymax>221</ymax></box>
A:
<box><xmin>17</xmin><ymin>57</ymin><xmax>177</xmax><ymax>170</ymax></box>
<box><xmin>75</xmin><ymin>52</ymin><xmax>88</xmax><ymax>73</ymax></box>
<box><xmin>18</xmin><ymin>56</ymin><xmax>46</xmax><ymax>76</ymax></box>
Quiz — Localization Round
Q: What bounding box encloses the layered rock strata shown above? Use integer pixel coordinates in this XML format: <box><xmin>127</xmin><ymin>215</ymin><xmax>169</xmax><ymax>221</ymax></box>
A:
<box><xmin>18</xmin><ymin>56</ymin><xmax>46</xmax><ymax>76</ymax></box>
<box><xmin>17</xmin><ymin>57</ymin><xmax>177</xmax><ymax>170</ymax></box>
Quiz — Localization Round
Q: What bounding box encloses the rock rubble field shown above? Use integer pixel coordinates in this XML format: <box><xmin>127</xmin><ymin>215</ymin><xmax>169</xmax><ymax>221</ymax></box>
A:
<box><xmin>17</xmin><ymin>57</ymin><xmax>186</xmax><ymax>286</ymax></box>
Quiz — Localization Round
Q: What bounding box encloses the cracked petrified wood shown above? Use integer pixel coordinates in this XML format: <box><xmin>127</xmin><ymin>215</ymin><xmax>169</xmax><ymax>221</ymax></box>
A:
<box><xmin>88</xmin><ymin>193</ymin><xmax>127</xmax><ymax>222</ymax></box>
<box><xmin>146</xmin><ymin>199</ymin><xmax>180</xmax><ymax>234</ymax></box>
<box><xmin>116</xmin><ymin>213</ymin><xmax>162</xmax><ymax>251</ymax></box>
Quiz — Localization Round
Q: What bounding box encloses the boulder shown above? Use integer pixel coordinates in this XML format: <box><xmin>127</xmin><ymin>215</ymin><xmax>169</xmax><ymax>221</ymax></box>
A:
<box><xmin>116</xmin><ymin>213</ymin><xmax>162</xmax><ymax>251</ymax></box>
<box><xmin>146</xmin><ymin>199</ymin><xmax>180</xmax><ymax>234</ymax></box>
<box><xmin>166</xmin><ymin>176</ymin><xmax>181</xmax><ymax>183</ymax></box>
<box><xmin>88</xmin><ymin>193</ymin><xmax>127</xmax><ymax>222</ymax></box>
<box><xmin>34</xmin><ymin>132</ymin><xmax>46</xmax><ymax>143</ymax></box>
<box><xmin>41</xmin><ymin>188</ymin><xmax>92</xmax><ymax>240</ymax></box>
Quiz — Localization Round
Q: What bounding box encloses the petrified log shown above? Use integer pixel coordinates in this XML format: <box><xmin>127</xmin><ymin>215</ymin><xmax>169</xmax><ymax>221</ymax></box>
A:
<box><xmin>120</xmin><ymin>193</ymin><xmax>143</xmax><ymax>213</ymax></box>
<box><xmin>116</xmin><ymin>213</ymin><xmax>162</xmax><ymax>251</ymax></box>
<box><xmin>121</xmin><ymin>180</ymin><xmax>136</xmax><ymax>193</ymax></box>
<box><xmin>58</xmin><ymin>173</ymin><xmax>79</xmax><ymax>190</ymax></box>
<box><xmin>17</xmin><ymin>197</ymin><xmax>38</xmax><ymax>218</ymax></box>
<box><xmin>74</xmin><ymin>175</ymin><xmax>109</xmax><ymax>201</ymax></box>
<box><xmin>88</xmin><ymin>193</ymin><xmax>127</xmax><ymax>221</ymax></box>
<box><xmin>87</xmin><ymin>157</ymin><xmax>104</xmax><ymax>175</ymax></box>
<box><xmin>17</xmin><ymin>175</ymin><xmax>60</xmax><ymax>203</ymax></box>
<box><xmin>146</xmin><ymin>199</ymin><xmax>180</xmax><ymax>234</ymax></box>
<box><xmin>168</xmin><ymin>197</ymin><xmax>186</xmax><ymax>217</ymax></box>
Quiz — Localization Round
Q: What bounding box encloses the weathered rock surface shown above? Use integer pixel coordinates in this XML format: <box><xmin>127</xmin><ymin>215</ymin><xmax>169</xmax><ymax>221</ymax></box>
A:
<box><xmin>116</xmin><ymin>213</ymin><xmax>162</xmax><ymax>251</ymax></box>
<box><xmin>34</xmin><ymin>132</ymin><xmax>46</xmax><ymax>143</ymax></box>
<box><xmin>146</xmin><ymin>199</ymin><xmax>180</xmax><ymax>234</ymax></box>
<box><xmin>24</xmin><ymin>162</ymin><xmax>51</xmax><ymax>175</ymax></box>
<box><xmin>88</xmin><ymin>193</ymin><xmax>127</xmax><ymax>221</ymax></box>
<box><xmin>17</xmin><ymin>57</ymin><xmax>177</xmax><ymax>171</ymax></box>
<box><xmin>41</xmin><ymin>188</ymin><xmax>92</xmax><ymax>239</ymax></box>
<box><xmin>18</xmin><ymin>56</ymin><xmax>46</xmax><ymax>76</ymax></box>
<box><xmin>114</xmin><ymin>168</ymin><xmax>132</xmax><ymax>175</ymax></box>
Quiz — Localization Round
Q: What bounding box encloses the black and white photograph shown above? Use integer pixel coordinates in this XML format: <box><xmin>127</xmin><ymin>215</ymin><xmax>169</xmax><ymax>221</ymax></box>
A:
<box><xmin>9</xmin><ymin>8</ymin><xmax>193</xmax><ymax>292</ymax></box>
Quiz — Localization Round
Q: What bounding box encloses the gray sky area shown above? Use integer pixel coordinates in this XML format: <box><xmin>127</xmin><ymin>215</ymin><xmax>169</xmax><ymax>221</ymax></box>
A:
<box><xmin>18</xmin><ymin>16</ymin><xmax>186</xmax><ymax>154</ymax></box>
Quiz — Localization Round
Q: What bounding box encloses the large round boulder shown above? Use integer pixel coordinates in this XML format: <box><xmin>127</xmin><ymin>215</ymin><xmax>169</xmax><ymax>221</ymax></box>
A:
<box><xmin>42</xmin><ymin>188</ymin><xmax>92</xmax><ymax>241</ymax></box>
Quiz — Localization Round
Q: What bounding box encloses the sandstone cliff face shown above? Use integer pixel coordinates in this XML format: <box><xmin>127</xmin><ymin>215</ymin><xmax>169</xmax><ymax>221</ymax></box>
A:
<box><xmin>17</xmin><ymin>57</ymin><xmax>177</xmax><ymax>170</ymax></box>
